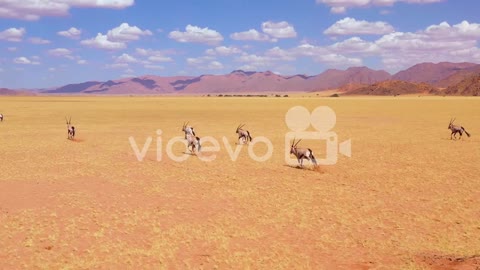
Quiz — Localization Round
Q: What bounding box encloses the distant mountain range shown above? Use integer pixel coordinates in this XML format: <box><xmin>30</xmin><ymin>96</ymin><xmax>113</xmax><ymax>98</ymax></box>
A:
<box><xmin>0</xmin><ymin>88</ymin><xmax>36</xmax><ymax>96</ymax></box>
<box><xmin>1</xmin><ymin>62</ymin><xmax>480</xmax><ymax>96</ymax></box>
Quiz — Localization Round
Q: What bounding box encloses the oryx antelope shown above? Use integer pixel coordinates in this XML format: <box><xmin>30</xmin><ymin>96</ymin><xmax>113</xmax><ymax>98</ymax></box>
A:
<box><xmin>182</xmin><ymin>122</ymin><xmax>201</xmax><ymax>153</ymax></box>
<box><xmin>0</xmin><ymin>113</ymin><xmax>3</xmax><ymax>122</ymax></box>
<box><xmin>181</xmin><ymin>121</ymin><xmax>196</xmax><ymax>139</ymax></box>
<box><xmin>65</xmin><ymin>117</ymin><xmax>75</xmax><ymax>140</ymax></box>
<box><xmin>448</xmin><ymin>118</ymin><xmax>470</xmax><ymax>140</ymax></box>
<box><xmin>236</xmin><ymin>124</ymin><xmax>252</xmax><ymax>144</ymax></box>
<box><xmin>290</xmin><ymin>138</ymin><xmax>317</xmax><ymax>167</ymax></box>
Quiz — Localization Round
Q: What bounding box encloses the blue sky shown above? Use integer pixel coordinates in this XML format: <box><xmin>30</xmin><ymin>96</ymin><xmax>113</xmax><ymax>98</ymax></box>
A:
<box><xmin>0</xmin><ymin>0</ymin><xmax>479</xmax><ymax>89</ymax></box>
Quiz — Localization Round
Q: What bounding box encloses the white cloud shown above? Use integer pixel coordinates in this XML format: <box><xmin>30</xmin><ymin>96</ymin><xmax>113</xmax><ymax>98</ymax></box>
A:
<box><xmin>315</xmin><ymin>53</ymin><xmax>363</xmax><ymax>66</ymax></box>
<box><xmin>235</xmin><ymin>53</ymin><xmax>275</xmax><ymax>70</ymax></box>
<box><xmin>107</xmin><ymin>23</ymin><xmax>152</xmax><ymax>42</ymax></box>
<box><xmin>7</xmin><ymin>47</ymin><xmax>17</xmax><ymax>51</ymax></box>
<box><xmin>205</xmin><ymin>46</ymin><xmax>242</xmax><ymax>56</ymax></box>
<box><xmin>0</xmin><ymin>0</ymin><xmax>134</xmax><ymax>21</ymax></box>
<box><xmin>81</xmin><ymin>33</ymin><xmax>127</xmax><ymax>50</ymax></box>
<box><xmin>29</xmin><ymin>37</ymin><xmax>51</xmax><ymax>44</ymax></box>
<box><xmin>186</xmin><ymin>56</ymin><xmax>224</xmax><ymax>70</ymax></box>
<box><xmin>81</xmin><ymin>23</ymin><xmax>151</xmax><ymax>50</ymax></box>
<box><xmin>261</xmin><ymin>21</ymin><xmax>297</xmax><ymax>38</ymax></box>
<box><xmin>48</xmin><ymin>48</ymin><xmax>74</xmax><ymax>59</ymax></box>
<box><xmin>207</xmin><ymin>61</ymin><xmax>224</xmax><ymax>70</ymax></box>
<box><xmin>58</xmin><ymin>27</ymin><xmax>82</xmax><ymax>39</ymax></box>
<box><xmin>13</xmin><ymin>56</ymin><xmax>40</xmax><ymax>65</ymax></box>
<box><xmin>230</xmin><ymin>29</ymin><xmax>271</xmax><ymax>42</ymax></box>
<box><xmin>186</xmin><ymin>56</ymin><xmax>215</xmax><ymax>66</ymax></box>
<box><xmin>169</xmin><ymin>25</ymin><xmax>223</xmax><ymax>45</ymax></box>
<box><xmin>324</xmin><ymin>17</ymin><xmax>394</xmax><ymax>35</ymax></box>
<box><xmin>265</xmin><ymin>47</ymin><xmax>296</xmax><ymax>61</ymax></box>
<box><xmin>317</xmin><ymin>0</ymin><xmax>443</xmax><ymax>13</ymax></box>
<box><xmin>424</xmin><ymin>20</ymin><xmax>480</xmax><ymax>41</ymax></box>
<box><xmin>335</xmin><ymin>20</ymin><xmax>480</xmax><ymax>71</ymax></box>
<box><xmin>329</xmin><ymin>37</ymin><xmax>380</xmax><ymax>54</ymax></box>
<box><xmin>135</xmin><ymin>48</ymin><xmax>173</xmax><ymax>62</ymax></box>
<box><xmin>115</xmin><ymin>53</ymin><xmax>138</xmax><ymax>63</ymax></box>
<box><xmin>0</xmin><ymin>27</ymin><xmax>26</xmax><ymax>42</ymax></box>
<box><xmin>148</xmin><ymin>56</ymin><xmax>173</xmax><ymax>62</ymax></box>
<box><xmin>77</xmin><ymin>59</ymin><xmax>87</xmax><ymax>65</ymax></box>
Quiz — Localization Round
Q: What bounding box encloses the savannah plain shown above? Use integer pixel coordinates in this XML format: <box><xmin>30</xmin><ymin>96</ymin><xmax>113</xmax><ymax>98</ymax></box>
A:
<box><xmin>0</xmin><ymin>96</ymin><xmax>479</xmax><ymax>269</ymax></box>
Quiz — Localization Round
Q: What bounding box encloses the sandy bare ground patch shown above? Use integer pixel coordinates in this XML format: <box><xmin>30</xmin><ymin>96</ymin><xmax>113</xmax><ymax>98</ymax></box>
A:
<box><xmin>0</xmin><ymin>96</ymin><xmax>479</xmax><ymax>269</ymax></box>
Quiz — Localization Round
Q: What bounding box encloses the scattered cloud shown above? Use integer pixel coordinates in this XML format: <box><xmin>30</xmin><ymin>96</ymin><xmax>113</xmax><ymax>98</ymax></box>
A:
<box><xmin>329</xmin><ymin>37</ymin><xmax>380</xmax><ymax>54</ymax></box>
<box><xmin>107</xmin><ymin>23</ymin><xmax>152</xmax><ymax>42</ymax></box>
<box><xmin>207</xmin><ymin>61</ymin><xmax>224</xmax><ymax>70</ymax></box>
<box><xmin>186</xmin><ymin>56</ymin><xmax>223</xmax><ymax>70</ymax></box>
<box><xmin>315</xmin><ymin>53</ymin><xmax>363</xmax><ymax>66</ymax></box>
<box><xmin>324</xmin><ymin>17</ymin><xmax>395</xmax><ymax>35</ymax></box>
<box><xmin>135</xmin><ymin>48</ymin><xmax>173</xmax><ymax>62</ymax></box>
<box><xmin>0</xmin><ymin>27</ymin><xmax>26</xmax><ymax>42</ymax></box>
<box><xmin>0</xmin><ymin>0</ymin><xmax>135</xmax><ymax>21</ymax></box>
<box><xmin>13</xmin><ymin>56</ymin><xmax>40</xmax><ymax>65</ymax></box>
<box><xmin>186</xmin><ymin>56</ymin><xmax>215</xmax><ymax>66</ymax></box>
<box><xmin>265</xmin><ymin>47</ymin><xmax>296</xmax><ymax>61</ymax></box>
<box><xmin>106</xmin><ymin>63</ymin><xmax>129</xmax><ymax>69</ymax></box>
<box><xmin>81</xmin><ymin>23</ymin><xmax>151</xmax><ymax>50</ymax></box>
<box><xmin>235</xmin><ymin>53</ymin><xmax>276</xmax><ymax>70</ymax></box>
<box><xmin>424</xmin><ymin>20</ymin><xmax>480</xmax><ymax>41</ymax></box>
<box><xmin>81</xmin><ymin>33</ymin><xmax>127</xmax><ymax>50</ymax></box>
<box><xmin>230</xmin><ymin>29</ymin><xmax>271</xmax><ymax>42</ymax></box>
<box><xmin>205</xmin><ymin>46</ymin><xmax>242</xmax><ymax>56</ymax></box>
<box><xmin>58</xmin><ymin>27</ymin><xmax>82</xmax><ymax>39</ymax></box>
<box><xmin>322</xmin><ymin>20</ymin><xmax>480</xmax><ymax>71</ymax></box>
<box><xmin>29</xmin><ymin>37</ymin><xmax>51</xmax><ymax>44</ymax></box>
<box><xmin>169</xmin><ymin>24</ymin><xmax>223</xmax><ymax>45</ymax></box>
<box><xmin>317</xmin><ymin>0</ymin><xmax>443</xmax><ymax>14</ymax></box>
<box><xmin>48</xmin><ymin>48</ymin><xmax>74</xmax><ymax>59</ymax></box>
<box><xmin>261</xmin><ymin>21</ymin><xmax>297</xmax><ymax>38</ymax></box>
<box><xmin>114</xmin><ymin>53</ymin><xmax>138</xmax><ymax>63</ymax></box>
<box><xmin>231</xmin><ymin>21</ymin><xmax>296</xmax><ymax>42</ymax></box>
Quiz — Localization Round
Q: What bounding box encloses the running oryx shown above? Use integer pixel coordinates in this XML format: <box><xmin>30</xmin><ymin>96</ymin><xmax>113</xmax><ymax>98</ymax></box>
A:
<box><xmin>448</xmin><ymin>118</ymin><xmax>470</xmax><ymax>140</ymax></box>
<box><xmin>0</xmin><ymin>113</ymin><xmax>3</xmax><ymax>122</ymax></box>
<box><xmin>290</xmin><ymin>138</ymin><xmax>317</xmax><ymax>167</ymax></box>
<box><xmin>65</xmin><ymin>117</ymin><xmax>75</xmax><ymax>140</ymax></box>
<box><xmin>181</xmin><ymin>121</ymin><xmax>196</xmax><ymax>139</ymax></box>
<box><xmin>236</xmin><ymin>124</ymin><xmax>252</xmax><ymax>144</ymax></box>
<box><xmin>182</xmin><ymin>122</ymin><xmax>201</xmax><ymax>153</ymax></box>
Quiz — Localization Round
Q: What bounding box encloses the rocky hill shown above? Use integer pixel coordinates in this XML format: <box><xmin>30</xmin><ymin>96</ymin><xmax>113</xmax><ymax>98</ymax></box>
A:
<box><xmin>346</xmin><ymin>80</ymin><xmax>438</xmax><ymax>96</ymax></box>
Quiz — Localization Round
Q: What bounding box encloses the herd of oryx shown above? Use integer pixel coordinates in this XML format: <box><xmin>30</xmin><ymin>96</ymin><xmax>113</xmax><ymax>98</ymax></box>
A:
<box><xmin>0</xmin><ymin>113</ymin><xmax>472</xmax><ymax>167</ymax></box>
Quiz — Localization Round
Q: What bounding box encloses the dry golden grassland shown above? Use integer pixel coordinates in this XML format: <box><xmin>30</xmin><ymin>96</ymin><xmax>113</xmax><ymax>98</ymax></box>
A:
<box><xmin>0</xmin><ymin>96</ymin><xmax>479</xmax><ymax>269</ymax></box>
